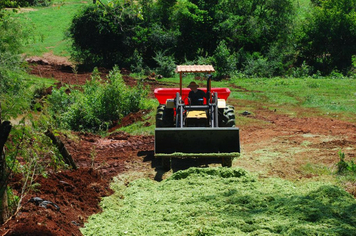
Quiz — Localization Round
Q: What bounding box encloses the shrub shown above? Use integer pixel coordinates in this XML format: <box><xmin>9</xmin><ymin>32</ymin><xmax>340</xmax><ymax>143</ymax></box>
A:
<box><xmin>337</xmin><ymin>151</ymin><xmax>356</xmax><ymax>174</ymax></box>
<box><xmin>0</xmin><ymin>12</ymin><xmax>25</xmax><ymax>93</ymax></box>
<box><xmin>47</xmin><ymin>67</ymin><xmax>147</xmax><ymax>132</ymax></box>
<box><xmin>242</xmin><ymin>52</ymin><xmax>275</xmax><ymax>78</ymax></box>
<box><xmin>212</xmin><ymin>40</ymin><xmax>237</xmax><ymax>79</ymax></box>
<box><xmin>68</xmin><ymin>2</ymin><xmax>142</xmax><ymax>69</ymax></box>
<box><xmin>153</xmin><ymin>50</ymin><xmax>175</xmax><ymax>77</ymax></box>
<box><xmin>0</xmin><ymin>10</ymin><xmax>33</xmax><ymax>120</ymax></box>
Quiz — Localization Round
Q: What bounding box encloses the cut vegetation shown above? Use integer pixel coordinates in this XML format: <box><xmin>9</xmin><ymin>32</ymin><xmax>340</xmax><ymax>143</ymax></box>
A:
<box><xmin>82</xmin><ymin>168</ymin><xmax>356</xmax><ymax>236</ymax></box>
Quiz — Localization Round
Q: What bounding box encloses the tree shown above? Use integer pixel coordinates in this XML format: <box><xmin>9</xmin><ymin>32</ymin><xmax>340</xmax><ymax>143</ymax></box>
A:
<box><xmin>69</xmin><ymin>0</ymin><xmax>297</xmax><ymax>76</ymax></box>
<box><xmin>69</xmin><ymin>1</ymin><xmax>144</xmax><ymax>68</ymax></box>
<box><xmin>298</xmin><ymin>0</ymin><xmax>356</xmax><ymax>74</ymax></box>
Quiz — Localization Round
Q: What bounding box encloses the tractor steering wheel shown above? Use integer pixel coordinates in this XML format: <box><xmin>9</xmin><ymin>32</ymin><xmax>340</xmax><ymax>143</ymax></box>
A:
<box><xmin>183</xmin><ymin>96</ymin><xmax>191</xmax><ymax>105</ymax></box>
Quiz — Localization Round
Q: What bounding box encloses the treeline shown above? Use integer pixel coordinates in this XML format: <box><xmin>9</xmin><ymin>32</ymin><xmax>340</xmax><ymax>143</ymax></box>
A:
<box><xmin>68</xmin><ymin>0</ymin><xmax>356</xmax><ymax>78</ymax></box>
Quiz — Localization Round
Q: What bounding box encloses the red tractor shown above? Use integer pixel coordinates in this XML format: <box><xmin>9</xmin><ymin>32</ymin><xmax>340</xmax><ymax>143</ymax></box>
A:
<box><xmin>154</xmin><ymin>65</ymin><xmax>240</xmax><ymax>170</ymax></box>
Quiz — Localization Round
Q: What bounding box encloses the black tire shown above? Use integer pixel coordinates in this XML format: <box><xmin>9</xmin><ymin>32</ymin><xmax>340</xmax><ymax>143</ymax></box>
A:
<box><xmin>156</xmin><ymin>105</ymin><xmax>174</xmax><ymax>127</ymax></box>
<box><xmin>218</xmin><ymin>105</ymin><xmax>236</xmax><ymax>127</ymax></box>
<box><xmin>162</xmin><ymin>157</ymin><xmax>171</xmax><ymax>171</ymax></box>
<box><xmin>221</xmin><ymin>157</ymin><xmax>233</xmax><ymax>167</ymax></box>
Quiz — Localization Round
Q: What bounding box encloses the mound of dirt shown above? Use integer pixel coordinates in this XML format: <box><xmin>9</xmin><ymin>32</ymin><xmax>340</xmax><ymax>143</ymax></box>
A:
<box><xmin>1</xmin><ymin>131</ymin><xmax>154</xmax><ymax>236</ymax></box>
<box><xmin>4</xmin><ymin>168</ymin><xmax>111</xmax><ymax>236</ymax></box>
<box><xmin>26</xmin><ymin>54</ymin><xmax>173</xmax><ymax>93</ymax></box>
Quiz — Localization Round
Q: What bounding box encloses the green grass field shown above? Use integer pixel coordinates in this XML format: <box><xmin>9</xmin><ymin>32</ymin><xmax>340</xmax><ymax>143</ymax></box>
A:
<box><xmin>227</xmin><ymin>77</ymin><xmax>356</xmax><ymax>120</ymax></box>
<box><xmin>15</xmin><ymin>0</ymin><xmax>93</xmax><ymax>57</ymax></box>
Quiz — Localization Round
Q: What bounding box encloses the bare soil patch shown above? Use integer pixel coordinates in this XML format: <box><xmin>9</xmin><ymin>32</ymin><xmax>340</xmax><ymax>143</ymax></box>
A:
<box><xmin>1</xmin><ymin>58</ymin><xmax>356</xmax><ymax>235</ymax></box>
<box><xmin>1</xmin><ymin>131</ymin><xmax>155</xmax><ymax>236</ymax></box>
<box><xmin>237</xmin><ymin>104</ymin><xmax>356</xmax><ymax>183</ymax></box>
<box><xmin>26</xmin><ymin>54</ymin><xmax>173</xmax><ymax>92</ymax></box>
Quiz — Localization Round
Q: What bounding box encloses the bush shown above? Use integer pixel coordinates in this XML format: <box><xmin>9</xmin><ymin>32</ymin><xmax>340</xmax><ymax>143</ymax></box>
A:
<box><xmin>337</xmin><ymin>151</ymin><xmax>356</xmax><ymax>174</ymax></box>
<box><xmin>153</xmin><ymin>50</ymin><xmax>175</xmax><ymax>77</ymax></box>
<box><xmin>0</xmin><ymin>12</ymin><xmax>25</xmax><ymax>93</ymax></box>
<box><xmin>212</xmin><ymin>41</ymin><xmax>237</xmax><ymax>79</ymax></box>
<box><xmin>47</xmin><ymin>67</ymin><xmax>147</xmax><ymax>132</ymax></box>
<box><xmin>0</xmin><ymin>10</ymin><xmax>33</xmax><ymax>120</ymax></box>
<box><xmin>68</xmin><ymin>3</ymin><xmax>141</xmax><ymax>69</ymax></box>
<box><xmin>242</xmin><ymin>52</ymin><xmax>275</xmax><ymax>78</ymax></box>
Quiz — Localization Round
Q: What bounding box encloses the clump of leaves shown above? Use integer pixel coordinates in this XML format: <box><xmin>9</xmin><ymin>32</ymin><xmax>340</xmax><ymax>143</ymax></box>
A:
<box><xmin>337</xmin><ymin>151</ymin><xmax>356</xmax><ymax>174</ymax></box>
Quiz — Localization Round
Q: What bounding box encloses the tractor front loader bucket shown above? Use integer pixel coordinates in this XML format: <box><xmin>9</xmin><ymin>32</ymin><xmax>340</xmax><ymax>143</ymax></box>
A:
<box><xmin>155</xmin><ymin>127</ymin><xmax>240</xmax><ymax>170</ymax></box>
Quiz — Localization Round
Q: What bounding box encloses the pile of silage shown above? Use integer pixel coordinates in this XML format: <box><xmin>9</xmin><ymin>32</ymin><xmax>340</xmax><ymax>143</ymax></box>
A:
<box><xmin>81</xmin><ymin>167</ymin><xmax>356</xmax><ymax>236</ymax></box>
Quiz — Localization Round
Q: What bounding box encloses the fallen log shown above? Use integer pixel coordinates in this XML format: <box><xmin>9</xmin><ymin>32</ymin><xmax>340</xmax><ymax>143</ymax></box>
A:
<box><xmin>45</xmin><ymin>129</ymin><xmax>77</xmax><ymax>170</ymax></box>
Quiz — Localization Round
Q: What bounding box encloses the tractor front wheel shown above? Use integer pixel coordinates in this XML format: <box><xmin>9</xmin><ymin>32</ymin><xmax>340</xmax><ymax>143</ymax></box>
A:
<box><xmin>221</xmin><ymin>157</ymin><xmax>233</xmax><ymax>167</ymax></box>
<box><xmin>156</xmin><ymin>105</ymin><xmax>174</xmax><ymax>127</ymax></box>
<box><xmin>162</xmin><ymin>157</ymin><xmax>171</xmax><ymax>171</ymax></box>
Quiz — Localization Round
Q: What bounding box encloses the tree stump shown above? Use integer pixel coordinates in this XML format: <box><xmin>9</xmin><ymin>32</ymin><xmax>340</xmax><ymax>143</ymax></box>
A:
<box><xmin>45</xmin><ymin>129</ymin><xmax>77</xmax><ymax>170</ymax></box>
<box><xmin>0</xmin><ymin>121</ymin><xmax>12</xmax><ymax>224</ymax></box>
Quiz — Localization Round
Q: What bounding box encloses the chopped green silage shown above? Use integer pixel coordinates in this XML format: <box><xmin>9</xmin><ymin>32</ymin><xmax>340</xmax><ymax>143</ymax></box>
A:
<box><xmin>81</xmin><ymin>168</ymin><xmax>356</xmax><ymax>236</ymax></box>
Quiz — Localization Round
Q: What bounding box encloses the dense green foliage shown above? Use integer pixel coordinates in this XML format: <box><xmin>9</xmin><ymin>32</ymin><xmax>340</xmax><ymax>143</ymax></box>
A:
<box><xmin>0</xmin><ymin>11</ymin><xmax>25</xmax><ymax>94</ymax></box>
<box><xmin>47</xmin><ymin>67</ymin><xmax>147</xmax><ymax>131</ymax></box>
<box><xmin>82</xmin><ymin>168</ymin><xmax>356</xmax><ymax>235</ymax></box>
<box><xmin>297</xmin><ymin>0</ymin><xmax>356</xmax><ymax>75</ymax></box>
<box><xmin>69</xmin><ymin>0</ymin><xmax>295</xmax><ymax>77</ymax></box>
<box><xmin>68</xmin><ymin>0</ymin><xmax>356</xmax><ymax>77</ymax></box>
<box><xmin>0</xmin><ymin>10</ymin><xmax>34</xmax><ymax>120</ymax></box>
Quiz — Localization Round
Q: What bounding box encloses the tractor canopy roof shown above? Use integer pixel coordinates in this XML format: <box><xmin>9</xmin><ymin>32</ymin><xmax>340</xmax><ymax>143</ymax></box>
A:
<box><xmin>175</xmin><ymin>65</ymin><xmax>215</xmax><ymax>73</ymax></box>
<box><xmin>175</xmin><ymin>65</ymin><xmax>215</xmax><ymax>96</ymax></box>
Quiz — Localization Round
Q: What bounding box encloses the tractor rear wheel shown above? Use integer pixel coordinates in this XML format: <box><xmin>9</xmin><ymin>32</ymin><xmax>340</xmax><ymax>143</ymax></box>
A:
<box><xmin>156</xmin><ymin>105</ymin><xmax>174</xmax><ymax>127</ymax></box>
<box><xmin>218</xmin><ymin>105</ymin><xmax>235</xmax><ymax>127</ymax></box>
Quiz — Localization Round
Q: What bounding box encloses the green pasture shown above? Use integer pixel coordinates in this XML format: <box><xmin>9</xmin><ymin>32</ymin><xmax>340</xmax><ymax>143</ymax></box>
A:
<box><xmin>227</xmin><ymin>77</ymin><xmax>356</xmax><ymax>120</ymax></box>
<box><xmin>15</xmin><ymin>0</ymin><xmax>96</xmax><ymax>57</ymax></box>
<box><xmin>81</xmin><ymin>168</ymin><xmax>356</xmax><ymax>236</ymax></box>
